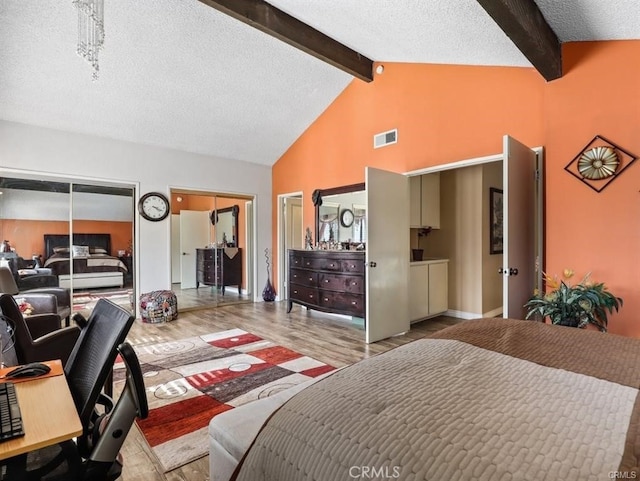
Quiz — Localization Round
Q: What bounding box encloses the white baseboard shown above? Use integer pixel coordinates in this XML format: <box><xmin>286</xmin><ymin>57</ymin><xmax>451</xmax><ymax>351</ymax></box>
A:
<box><xmin>483</xmin><ymin>307</ymin><xmax>503</xmax><ymax>318</ymax></box>
<box><xmin>446</xmin><ymin>308</ymin><xmax>504</xmax><ymax>320</ymax></box>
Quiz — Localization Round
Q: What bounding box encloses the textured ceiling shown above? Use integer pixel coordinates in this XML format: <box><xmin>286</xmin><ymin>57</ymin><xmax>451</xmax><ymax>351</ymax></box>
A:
<box><xmin>1</xmin><ymin>1</ymin><xmax>639</xmax><ymax>166</ymax></box>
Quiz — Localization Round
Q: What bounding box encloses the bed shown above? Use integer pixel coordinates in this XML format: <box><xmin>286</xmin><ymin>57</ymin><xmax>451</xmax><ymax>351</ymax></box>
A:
<box><xmin>43</xmin><ymin>233</ymin><xmax>128</xmax><ymax>289</ymax></box>
<box><xmin>208</xmin><ymin>318</ymin><xmax>640</xmax><ymax>481</ymax></box>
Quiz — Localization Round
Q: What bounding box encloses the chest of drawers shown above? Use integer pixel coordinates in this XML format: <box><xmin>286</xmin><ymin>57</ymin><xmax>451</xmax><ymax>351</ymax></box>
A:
<box><xmin>287</xmin><ymin>249</ymin><xmax>366</xmax><ymax>318</ymax></box>
<box><xmin>196</xmin><ymin>248</ymin><xmax>242</xmax><ymax>295</ymax></box>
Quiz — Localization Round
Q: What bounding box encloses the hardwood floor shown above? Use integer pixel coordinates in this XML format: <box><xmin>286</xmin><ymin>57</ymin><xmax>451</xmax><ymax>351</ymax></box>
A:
<box><xmin>119</xmin><ymin>301</ymin><xmax>464</xmax><ymax>481</ymax></box>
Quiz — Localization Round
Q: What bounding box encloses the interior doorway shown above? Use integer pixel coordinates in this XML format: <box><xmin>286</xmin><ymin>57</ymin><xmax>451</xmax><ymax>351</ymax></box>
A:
<box><xmin>277</xmin><ymin>192</ymin><xmax>303</xmax><ymax>301</ymax></box>
<box><xmin>170</xmin><ymin>188</ymin><xmax>255</xmax><ymax>311</ymax></box>
<box><xmin>407</xmin><ymin>141</ymin><xmax>543</xmax><ymax>320</ymax></box>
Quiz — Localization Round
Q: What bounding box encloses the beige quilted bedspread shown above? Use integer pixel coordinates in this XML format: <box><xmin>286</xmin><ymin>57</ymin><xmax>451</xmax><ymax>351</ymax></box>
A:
<box><xmin>232</xmin><ymin>319</ymin><xmax>640</xmax><ymax>481</ymax></box>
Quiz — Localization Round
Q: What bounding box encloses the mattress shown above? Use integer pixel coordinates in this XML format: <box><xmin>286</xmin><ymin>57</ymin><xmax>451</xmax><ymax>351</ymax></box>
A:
<box><xmin>210</xmin><ymin>318</ymin><xmax>640</xmax><ymax>481</ymax></box>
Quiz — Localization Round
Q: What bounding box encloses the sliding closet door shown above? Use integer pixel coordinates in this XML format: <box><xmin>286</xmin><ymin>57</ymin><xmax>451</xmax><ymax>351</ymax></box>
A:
<box><xmin>71</xmin><ymin>183</ymin><xmax>135</xmax><ymax>314</ymax></box>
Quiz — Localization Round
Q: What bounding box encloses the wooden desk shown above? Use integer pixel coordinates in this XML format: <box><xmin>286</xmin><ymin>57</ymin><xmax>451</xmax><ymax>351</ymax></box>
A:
<box><xmin>0</xmin><ymin>362</ymin><xmax>82</xmax><ymax>461</ymax></box>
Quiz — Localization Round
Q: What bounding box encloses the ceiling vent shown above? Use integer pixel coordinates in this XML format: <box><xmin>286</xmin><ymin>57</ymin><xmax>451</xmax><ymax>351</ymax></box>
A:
<box><xmin>373</xmin><ymin>129</ymin><xmax>397</xmax><ymax>149</ymax></box>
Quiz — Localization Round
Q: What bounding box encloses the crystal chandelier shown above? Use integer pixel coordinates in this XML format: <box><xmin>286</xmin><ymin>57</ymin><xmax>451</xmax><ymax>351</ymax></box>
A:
<box><xmin>73</xmin><ymin>0</ymin><xmax>105</xmax><ymax>81</ymax></box>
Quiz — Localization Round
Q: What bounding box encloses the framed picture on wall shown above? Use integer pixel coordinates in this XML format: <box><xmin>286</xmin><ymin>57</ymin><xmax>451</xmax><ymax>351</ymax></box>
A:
<box><xmin>489</xmin><ymin>187</ymin><xmax>503</xmax><ymax>255</ymax></box>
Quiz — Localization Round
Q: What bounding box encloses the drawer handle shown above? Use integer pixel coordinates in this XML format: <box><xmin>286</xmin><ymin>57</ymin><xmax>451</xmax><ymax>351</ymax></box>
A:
<box><xmin>350</xmin><ymin>265</ymin><xmax>355</xmax><ymax>268</ymax></box>
<box><xmin>324</xmin><ymin>279</ymin><xmax>330</xmax><ymax>283</ymax></box>
<box><xmin>351</xmin><ymin>282</ymin><xmax>358</xmax><ymax>286</ymax></box>
<box><xmin>324</xmin><ymin>297</ymin><xmax>329</xmax><ymax>302</ymax></box>
<box><xmin>309</xmin><ymin>277</ymin><xmax>313</xmax><ymax>281</ymax></box>
<box><xmin>293</xmin><ymin>290</ymin><xmax>298</xmax><ymax>294</ymax></box>
<box><xmin>309</xmin><ymin>294</ymin><xmax>314</xmax><ymax>299</ymax></box>
<box><xmin>330</xmin><ymin>263</ymin><xmax>335</xmax><ymax>267</ymax></box>
<box><xmin>351</xmin><ymin>301</ymin><xmax>357</xmax><ymax>305</ymax></box>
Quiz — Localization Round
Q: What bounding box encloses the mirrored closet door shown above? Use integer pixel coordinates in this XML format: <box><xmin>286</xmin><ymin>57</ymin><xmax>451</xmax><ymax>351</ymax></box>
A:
<box><xmin>170</xmin><ymin>190</ymin><xmax>253</xmax><ymax>311</ymax></box>
<box><xmin>0</xmin><ymin>174</ymin><xmax>135</xmax><ymax>319</ymax></box>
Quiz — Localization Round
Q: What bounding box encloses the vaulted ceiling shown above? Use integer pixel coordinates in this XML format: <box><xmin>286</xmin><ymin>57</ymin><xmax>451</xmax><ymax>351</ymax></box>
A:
<box><xmin>1</xmin><ymin>1</ymin><xmax>639</xmax><ymax>166</ymax></box>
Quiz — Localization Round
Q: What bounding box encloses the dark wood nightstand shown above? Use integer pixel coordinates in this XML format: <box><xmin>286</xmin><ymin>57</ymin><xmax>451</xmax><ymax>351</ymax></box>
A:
<box><xmin>119</xmin><ymin>256</ymin><xmax>134</xmax><ymax>286</ymax></box>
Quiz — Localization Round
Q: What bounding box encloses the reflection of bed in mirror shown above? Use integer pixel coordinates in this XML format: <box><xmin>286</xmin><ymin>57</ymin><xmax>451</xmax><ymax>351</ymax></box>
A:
<box><xmin>43</xmin><ymin>234</ymin><xmax>128</xmax><ymax>289</ymax></box>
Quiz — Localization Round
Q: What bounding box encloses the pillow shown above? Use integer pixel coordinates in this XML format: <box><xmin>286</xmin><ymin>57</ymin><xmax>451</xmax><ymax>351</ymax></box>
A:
<box><xmin>72</xmin><ymin>245</ymin><xmax>90</xmax><ymax>257</ymax></box>
<box><xmin>53</xmin><ymin>246</ymin><xmax>70</xmax><ymax>254</ymax></box>
<box><xmin>89</xmin><ymin>246</ymin><xmax>108</xmax><ymax>255</ymax></box>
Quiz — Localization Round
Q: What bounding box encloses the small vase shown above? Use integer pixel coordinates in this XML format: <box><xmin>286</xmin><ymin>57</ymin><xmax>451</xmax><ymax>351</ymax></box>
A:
<box><xmin>262</xmin><ymin>277</ymin><xmax>276</xmax><ymax>302</ymax></box>
<box><xmin>262</xmin><ymin>248</ymin><xmax>276</xmax><ymax>302</ymax></box>
<box><xmin>412</xmin><ymin>249</ymin><xmax>424</xmax><ymax>262</ymax></box>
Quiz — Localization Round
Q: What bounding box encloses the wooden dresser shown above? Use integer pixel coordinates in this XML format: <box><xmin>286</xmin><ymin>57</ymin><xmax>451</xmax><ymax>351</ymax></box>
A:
<box><xmin>287</xmin><ymin>249</ymin><xmax>366</xmax><ymax>318</ymax></box>
<box><xmin>196</xmin><ymin>248</ymin><xmax>242</xmax><ymax>295</ymax></box>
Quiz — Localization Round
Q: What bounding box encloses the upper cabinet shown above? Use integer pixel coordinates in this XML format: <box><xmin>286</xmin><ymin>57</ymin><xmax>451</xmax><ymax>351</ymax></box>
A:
<box><xmin>409</xmin><ymin>172</ymin><xmax>440</xmax><ymax>229</ymax></box>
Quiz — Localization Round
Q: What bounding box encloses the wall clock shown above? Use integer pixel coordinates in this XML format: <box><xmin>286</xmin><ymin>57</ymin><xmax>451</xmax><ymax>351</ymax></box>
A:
<box><xmin>340</xmin><ymin>208</ymin><xmax>354</xmax><ymax>228</ymax></box>
<box><xmin>138</xmin><ymin>192</ymin><xmax>170</xmax><ymax>221</ymax></box>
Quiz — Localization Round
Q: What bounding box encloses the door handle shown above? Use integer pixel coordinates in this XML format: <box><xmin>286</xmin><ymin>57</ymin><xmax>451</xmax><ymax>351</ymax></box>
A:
<box><xmin>182</xmin><ymin>252</ymin><xmax>189</xmax><ymax>256</ymax></box>
<box><xmin>368</xmin><ymin>261</ymin><xmax>377</xmax><ymax>268</ymax></box>
<box><xmin>499</xmin><ymin>267</ymin><xmax>519</xmax><ymax>276</ymax></box>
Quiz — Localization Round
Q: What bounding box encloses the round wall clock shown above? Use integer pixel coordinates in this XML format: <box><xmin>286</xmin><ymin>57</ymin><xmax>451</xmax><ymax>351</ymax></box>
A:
<box><xmin>340</xmin><ymin>208</ymin><xmax>354</xmax><ymax>228</ymax></box>
<box><xmin>138</xmin><ymin>192</ymin><xmax>170</xmax><ymax>221</ymax></box>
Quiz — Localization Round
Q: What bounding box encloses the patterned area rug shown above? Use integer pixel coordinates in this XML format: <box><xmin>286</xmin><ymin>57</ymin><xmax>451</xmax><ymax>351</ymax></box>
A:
<box><xmin>72</xmin><ymin>288</ymin><xmax>133</xmax><ymax>313</ymax></box>
<box><xmin>114</xmin><ymin>329</ymin><xmax>335</xmax><ymax>473</ymax></box>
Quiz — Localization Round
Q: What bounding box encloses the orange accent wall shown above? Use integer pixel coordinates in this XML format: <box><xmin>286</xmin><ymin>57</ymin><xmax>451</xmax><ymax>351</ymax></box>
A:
<box><xmin>0</xmin><ymin>219</ymin><xmax>133</xmax><ymax>258</ymax></box>
<box><xmin>273</xmin><ymin>40</ymin><xmax>640</xmax><ymax>336</ymax></box>
<box><xmin>543</xmin><ymin>41</ymin><xmax>640</xmax><ymax>337</ymax></box>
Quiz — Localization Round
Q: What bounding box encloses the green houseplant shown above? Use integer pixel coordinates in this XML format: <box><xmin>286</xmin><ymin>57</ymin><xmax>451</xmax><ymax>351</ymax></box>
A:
<box><xmin>524</xmin><ymin>269</ymin><xmax>623</xmax><ymax>332</ymax></box>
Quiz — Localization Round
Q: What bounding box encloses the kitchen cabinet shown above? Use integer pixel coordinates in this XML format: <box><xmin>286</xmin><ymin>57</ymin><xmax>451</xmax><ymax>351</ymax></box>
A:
<box><xmin>409</xmin><ymin>173</ymin><xmax>440</xmax><ymax>228</ymax></box>
<box><xmin>409</xmin><ymin>259</ymin><xmax>448</xmax><ymax>322</ymax></box>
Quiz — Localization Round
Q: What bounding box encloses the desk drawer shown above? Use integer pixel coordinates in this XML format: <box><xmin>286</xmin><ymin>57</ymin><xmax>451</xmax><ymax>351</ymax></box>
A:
<box><xmin>290</xmin><ymin>269</ymin><xmax>317</xmax><ymax>288</ymax></box>
<box><xmin>319</xmin><ymin>291</ymin><xmax>364</xmax><ymax>316</ymax></box>
<box><xmin>318</xmin><ymin>273</ymin><xmax>364</xmax><ymax>294</ymax></box>
<box><xmin>289</xmin><ymin>285</ymin><xmax>318</xmax><ymax>304</ymax></box>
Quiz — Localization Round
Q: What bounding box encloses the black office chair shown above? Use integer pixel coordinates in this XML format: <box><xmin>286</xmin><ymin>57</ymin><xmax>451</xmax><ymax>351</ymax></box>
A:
<box><xmin>3</xmin><ymin>298</ymin><xmax>136</xmax><ymax>480</ymax></box>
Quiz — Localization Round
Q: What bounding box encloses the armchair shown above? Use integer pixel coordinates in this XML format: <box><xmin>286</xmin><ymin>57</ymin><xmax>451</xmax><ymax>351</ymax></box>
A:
<box><xmin>0</xmin><ymin>265</ymin><xmax>71</xmax><ymax>324</ymax></box>
<box><xmin>0</xmin><ymin>294</ymin><xmax>81</xmax><ymax>366</ymax></box>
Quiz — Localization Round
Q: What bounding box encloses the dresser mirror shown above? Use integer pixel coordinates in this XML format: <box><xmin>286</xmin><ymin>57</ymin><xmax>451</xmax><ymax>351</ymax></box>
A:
<box><xmin>211</xmin><ymin>205</ymin><xmax>239</xmax><ymax>246</ymax></box>
<box><xmin>312</xmin><ymin>183</ymin><xmax>366</xmax><ymax>245</ymax></box>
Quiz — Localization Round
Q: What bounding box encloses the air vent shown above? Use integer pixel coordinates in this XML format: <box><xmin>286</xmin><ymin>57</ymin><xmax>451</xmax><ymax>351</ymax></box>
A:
<box><xmin>373</xmin><ymin>129</ymin><xmax>397</xmax><ymax>149</ymax></box>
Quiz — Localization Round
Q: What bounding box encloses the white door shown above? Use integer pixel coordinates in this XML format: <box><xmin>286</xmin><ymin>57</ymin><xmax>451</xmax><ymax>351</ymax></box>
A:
<box><xmin>180</xmin><ymin>210</ymin><xmax>210</xmax><ymax>289</ymax></box>
<box><xmin>502</xmin><ymin>135</ymin><xmax>537</xmax><ymax>319</ymax></box>
<box><xmin>245</xmin><ymin>200</ymin><xmax>254</xmax><ymax>298</ymax></box>
<box><xmin>283</xmin><ymin>197</ymin><xmax>303</xmax><ymax>299</ymax></box>
<box><xmin>170</xmin><ymin>214</ymin><xmax>181</xmax><ymax>284</ymax></box>
<box><xmin>366</xmin><ymin>167</ymin><xmax>410</xmax><ymax>343</ymax></box>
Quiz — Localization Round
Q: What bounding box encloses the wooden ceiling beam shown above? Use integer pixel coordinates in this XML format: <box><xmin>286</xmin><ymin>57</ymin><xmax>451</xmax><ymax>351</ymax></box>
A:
<box><xmin>476</xmin><ymin>0</ymin><xmax>562</xmax><ymax>81</ymax></box>
<box><xmin>197</xmin><ymin>0</ymin><xmax>374</xmax><ymax>82</ymax></box>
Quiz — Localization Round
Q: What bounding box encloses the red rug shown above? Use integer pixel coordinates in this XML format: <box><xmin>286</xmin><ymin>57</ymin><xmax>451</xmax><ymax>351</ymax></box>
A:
<box><xmin>114</xmin><ymin>329</ymin><xmax>334</xmax><ymax>472</ymax></box>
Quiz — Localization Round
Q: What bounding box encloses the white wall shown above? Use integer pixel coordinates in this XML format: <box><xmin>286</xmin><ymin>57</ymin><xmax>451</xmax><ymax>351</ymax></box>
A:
<box><xmin>0</xmin><ymin>189</ymin><xmax>133</xmax><ymax>221</ymax></box>
<box><xmin>0</xmin><ymin>120</ymin><xmax>272</xmax><ymax>298</ymax></box>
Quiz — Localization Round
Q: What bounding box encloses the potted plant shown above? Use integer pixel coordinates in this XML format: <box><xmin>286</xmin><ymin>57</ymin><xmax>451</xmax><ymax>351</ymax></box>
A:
<box><xmin>412</xmin><ymin>227</ymin><xmax>432</xmax><ymax>262</ymax></box>
<box><xmin>524</xmin><ymin>269</ymin><xmax>623</xmax><ymax>332</ymax></box>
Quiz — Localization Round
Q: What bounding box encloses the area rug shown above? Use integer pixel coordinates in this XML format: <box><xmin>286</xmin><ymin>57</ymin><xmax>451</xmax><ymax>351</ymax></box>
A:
<box><xmin>113</xmin><ymin>328</ymin><xmax>335</xmax><ymax>473</ymax></box>
<box><xmin>72</xmin><ymin>288</ymin><xmax>133</xmax><ymax>313</ymax></box>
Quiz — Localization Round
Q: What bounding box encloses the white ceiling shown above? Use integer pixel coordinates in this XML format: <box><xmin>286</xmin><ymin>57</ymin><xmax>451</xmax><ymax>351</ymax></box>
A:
<box><xmin>1</xmin><ymin>1</ymin><xmax>639</xmax><ymax>167</ymax></box>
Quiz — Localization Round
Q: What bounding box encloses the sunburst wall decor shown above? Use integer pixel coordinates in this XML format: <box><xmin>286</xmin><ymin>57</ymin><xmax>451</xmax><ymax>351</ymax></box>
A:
<box><xmin>565</xmin><ymin>135</ymin><xmax>637</xmax><ymax>192</ymax></box>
